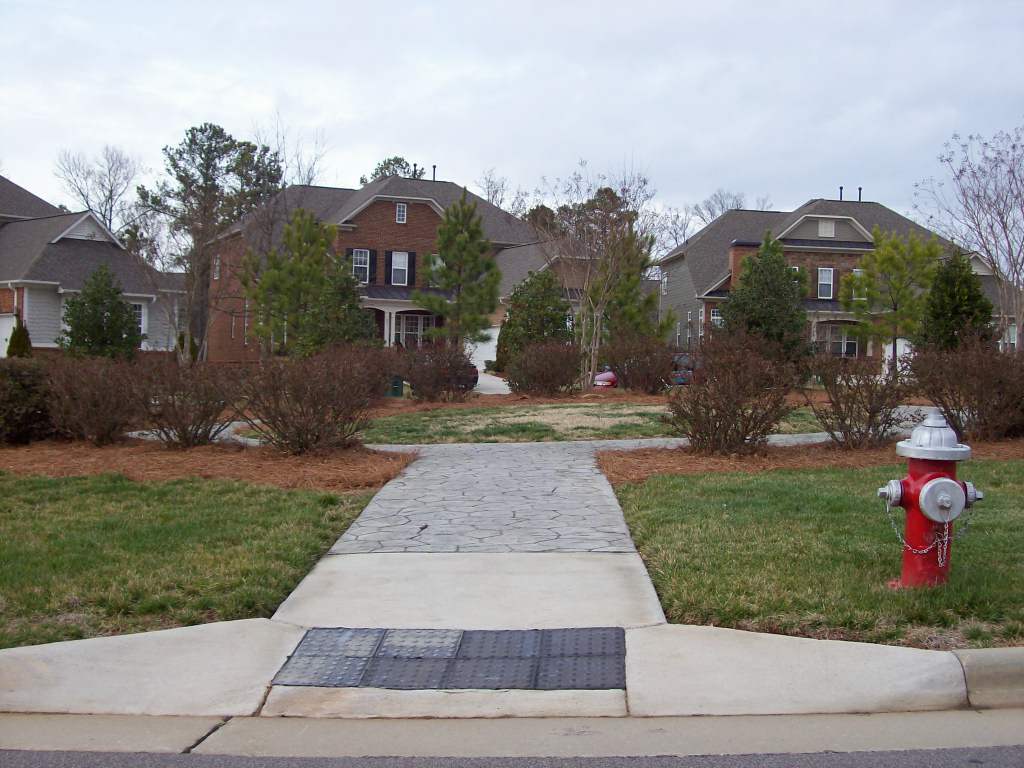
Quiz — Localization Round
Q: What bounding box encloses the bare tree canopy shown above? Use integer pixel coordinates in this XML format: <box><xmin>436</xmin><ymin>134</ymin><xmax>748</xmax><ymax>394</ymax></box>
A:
<box><xmin>653</xmin><ymin>205</ymin><xmax>696</xmax><ymax>256</ymax></box>
<box><xmin>359</xmin><ymin>156</ymin><xmax>424</xmax><ymax>185</ymax></box>
<box><xmin>690</xmin><ymin>188</ymin><xmax>772</xmax><ymax>226</ymax></box>
<box><xmin>254</xmin><ymin>115</ymin><xmax>327</xmax><ymax>187</ymax></box>
<box><xmin>915</xmin><ymin>125</ymin><xmax>1024</xmax><ymax>342</ymax></box>
<box><xmin>475</xmin><ymin>168</ymin><xmax>529</xmax><ymax>216</ymax></box>
<box><xmin>54</xmin><ymin>145</ymin><xmax>141</xmax><ymax>231</ymax></box>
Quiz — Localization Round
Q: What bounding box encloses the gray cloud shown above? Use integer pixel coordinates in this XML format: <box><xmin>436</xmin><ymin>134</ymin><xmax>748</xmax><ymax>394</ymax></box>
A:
<box><xmin>2</xmin><ymin>0</ymin><xmax>1022</xmax><ymax>216</ymax></box>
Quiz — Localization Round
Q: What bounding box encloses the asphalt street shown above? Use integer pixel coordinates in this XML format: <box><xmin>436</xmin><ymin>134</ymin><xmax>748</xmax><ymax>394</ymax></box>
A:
<box><xmin>3</xmin><ymin>747</ymin><xmax>1024</xmax><ymax>768</ymax></box>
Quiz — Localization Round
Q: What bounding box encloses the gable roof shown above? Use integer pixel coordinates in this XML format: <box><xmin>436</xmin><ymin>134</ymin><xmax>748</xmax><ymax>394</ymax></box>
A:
<box><xmin>495</xmin><ymin>241</ymin><xmax>550</xmax><ymax>299</ymax></box>
<box><xmin>659</xmin><ymin>209</ymin><xmax>787</xmax><ymax>295</ymax></box>
<box><xmin>329</xmin><ymin>176</ymin><xmax>538</xmax><ymax>246</ymax></box>
<box><xmin>659</xmin><ymin>199</ymin><xmax>956</xmax><ymax>295</ymax></box>
<box><xmin>0</xmin><ymin>175</ymin><xmax>60</xmax><ymax>220</ymax></box>
<box><xmin>0</xmin><ymin>211</ymin><xmax>170</xmax><ymax>295</ymax></box>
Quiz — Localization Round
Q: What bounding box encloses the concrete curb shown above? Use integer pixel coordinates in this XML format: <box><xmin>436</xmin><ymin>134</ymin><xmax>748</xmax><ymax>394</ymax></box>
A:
<box><xmin>954</xmin><ymin>647</ymin><xmax>1024</xmax><ymax>709</ymax></box>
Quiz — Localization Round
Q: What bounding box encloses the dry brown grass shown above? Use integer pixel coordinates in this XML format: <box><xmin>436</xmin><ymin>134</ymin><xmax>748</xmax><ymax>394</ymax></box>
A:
<box><xmin>0</xmin><ymin>440</ymin><xmax>415</xmax><ymax>493</ymax></box>
<box><xmin>598</xmin><ymin>438</ymin><xmax>1024</xmax><ymax>486</ymax></box>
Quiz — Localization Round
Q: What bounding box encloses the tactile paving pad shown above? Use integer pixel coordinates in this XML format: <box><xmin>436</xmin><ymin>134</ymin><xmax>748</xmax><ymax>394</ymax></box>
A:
<box><xmin>272</xmin><ymin>626</ymin><xmax>626</xmax><ymax>691</ymax></box>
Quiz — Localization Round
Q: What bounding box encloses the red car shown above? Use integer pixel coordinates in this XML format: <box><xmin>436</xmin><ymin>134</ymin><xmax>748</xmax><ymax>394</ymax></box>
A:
<box><xmin>593</xmin><ymin>367</ymin><xmax>618</xmax><ymax>388</ymax></box>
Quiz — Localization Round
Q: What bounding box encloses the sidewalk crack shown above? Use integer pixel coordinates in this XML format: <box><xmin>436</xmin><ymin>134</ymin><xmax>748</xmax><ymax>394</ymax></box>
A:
<box><xmin>183</xmin><ymin>716</ymin><xmax>230</xmax><ymax>753</ymax></box>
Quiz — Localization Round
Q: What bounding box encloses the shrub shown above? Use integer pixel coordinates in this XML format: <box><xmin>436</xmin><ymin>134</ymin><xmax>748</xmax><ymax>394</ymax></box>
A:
<box><xmin>129</xmin><ymin>358</ymin><xmax>237</xmax><ymax>448</ymax></box>
<box><xmin>46</xmin><ymin>356</ymin><xmax>138</xmax><ymax>445</ymax></box>
<box><xmin>805</xmin><ymin>354</ymin><xmax>910</xmax><ymax>449</ymax></box>
<box><xmin>507</xmin><ymin>341</ymin><xmax>580</xmax><ymax>396</ymax></box>
<box><xmin>238</xmin><ymin>345</ymin><xmax>389</xmax><ymax>454</ymax></box>
<box><xmin>0</xmin><ymin>359</ymin><xmax>52</xmax><ymax>444</ymax></box>
<box><xmin>602</xmin><ymin>335</ymin><xmax>674</xmax><ymax>394</ymax></box>
<box><xmin>403</xmin><ymin>344</ymin><xmax>477</xmax><ymax>402</ymax></box>
<box><xmin>665</xmin><ymin>331</ymin><xmax>797</xmax><ymax>454</ymax></box>
<box><xmin>6</xmin><ymin>317</ymin><xmax>32</xmax><ymax>358</ymax></box>
<box><xmin>911</xmin><ymin>337</ymin><xmax>1024</xmax><ymax>441</ymax></box>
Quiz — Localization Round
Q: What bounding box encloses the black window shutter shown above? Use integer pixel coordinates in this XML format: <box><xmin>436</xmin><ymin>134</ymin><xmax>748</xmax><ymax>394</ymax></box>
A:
<box><xmin>408</xmin><ymin>252</ymin><xmax>416</xmax><ymax>288</ymax></box>
<box><xmin>384</xmin><ymin>251</ymin><xmax>393</xmax><ymax>285</ymax></box>
<box><xmin>368</xmin><ymin>250</ymin><xmax>377</xmax><ymax>283</ymax></box>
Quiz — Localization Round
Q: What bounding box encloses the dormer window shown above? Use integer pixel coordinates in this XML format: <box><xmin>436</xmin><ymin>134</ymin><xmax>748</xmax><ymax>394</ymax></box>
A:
<box><xmin>818</xmin><ymin>219</ymin><xmax>836</xmax><ymax>238</ymax></box>
<box><xmin>396</xmin><ymin>202</ymin><xmax>407</xmax><ymax>224</ymax></box>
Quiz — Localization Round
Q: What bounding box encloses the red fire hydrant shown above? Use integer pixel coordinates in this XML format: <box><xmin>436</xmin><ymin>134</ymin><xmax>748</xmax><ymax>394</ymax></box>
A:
<box><xmin>877</xmin><ymin>413</ymin><xmax>983</xmax><ymax>588</ymax></box>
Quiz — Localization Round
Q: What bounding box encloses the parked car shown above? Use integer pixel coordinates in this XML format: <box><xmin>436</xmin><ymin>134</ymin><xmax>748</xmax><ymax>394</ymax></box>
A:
<box><xmin>670</xmin><ymin>352</ymin><xmax>696</xmax><ymax>386</ymax></box>
<box><xmin>593</xmin><ymin>366</ymin><xmax>618</xmax><ymax>388</ymax></box>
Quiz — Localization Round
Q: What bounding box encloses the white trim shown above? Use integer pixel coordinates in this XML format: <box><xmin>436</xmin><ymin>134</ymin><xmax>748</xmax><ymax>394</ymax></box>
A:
<box><xmin>697</xmin><ymin>272</ymin><xmax>731</xmax><ymax>298</ymax></box>
<box><xmin>352</xmin><ymin>248</ymin><xmax>371</xmax><ymax>284</ymax></box>
<box><xmin>817</xmin><ymin>219</ymin><xmax>836</xmax><ymax>238</ymax></box>
<box><xmin>340</xmin><ymin>195</ymin><xmax>445</xmax><ymax>224</ymax></box>
<box><xmin>395</xmin><ymin>202</ymin><xmax>407</xmax><ymax>224</ymax></box>
<box><xmin>776</xmin><ymin>214</ymin><xmax>873</xmax><ymax>242</ymax></box>
<box><xmin>49</xmin><ymin>211</ymin><xmax>124</xmax><ymax>249</ymax></box>
<box><xmin>391</xmin><ymin>251</ymin><xmax>409</xmax><ymax>287</ymax></box>
<box><xmin>817</xmin><ymin>267</ymin><xmax>834</xmax><ymax>300</ymax></box>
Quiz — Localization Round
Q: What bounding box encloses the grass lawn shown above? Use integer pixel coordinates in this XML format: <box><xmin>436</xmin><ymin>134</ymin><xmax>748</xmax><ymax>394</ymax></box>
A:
<box><xmin>616</xmin><ymin>459</ymin><xmax>1024</xmax><ymax>649</ymax></box>
<box><xmin>361</xmin><ymin>403</ymin><xmax>823</xmax><ymax>444</ymax></box>
<box><xmin>0</xmin><ymin>472</ymin><xmax>370</xmax><ymax>649</ymax></box>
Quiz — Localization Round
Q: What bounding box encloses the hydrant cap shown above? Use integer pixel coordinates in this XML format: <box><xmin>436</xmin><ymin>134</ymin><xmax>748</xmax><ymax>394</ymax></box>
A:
<box><xmin>896</xmin><ymin>413</ymin><xmax>971</xmax><ymax>461</ymax></box>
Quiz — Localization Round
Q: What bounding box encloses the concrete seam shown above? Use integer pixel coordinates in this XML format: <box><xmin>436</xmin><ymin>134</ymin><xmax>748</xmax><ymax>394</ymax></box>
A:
<box><xmin>951</xmin><ymin>650</ymin><xmax>974</xmax><ymax>708</ymax></box>
<box><xmin>182</xmin><ymin>716</ymin><xmax>229</xmax><ymax>753</ymax></box>
<box><xmin>253</xmin><ymin>683</ymin><xmax>274</xmax><ymax>717</ymax></box>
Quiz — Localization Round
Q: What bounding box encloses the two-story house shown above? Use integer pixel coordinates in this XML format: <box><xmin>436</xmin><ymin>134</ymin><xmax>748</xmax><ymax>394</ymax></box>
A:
<box><xmin>658</xmin><ymin>196</ymin><xmax>1001</xmax><ymax>361</ymax></box>
<box><xmin>207</xmin><ymin>175</ymin><xmax>539</xmax><ymax>363</ymax></box>
<box><xmin>0</xmin><ymin>174</ymin><xmax>183</xmax><ymax>356</ymax></box>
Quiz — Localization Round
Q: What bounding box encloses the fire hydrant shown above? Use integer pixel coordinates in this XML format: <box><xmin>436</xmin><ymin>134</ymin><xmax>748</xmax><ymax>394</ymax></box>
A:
<box><xmin>877</xmin><ymin>413</ymin><xmax>983</xmax><ymax>588</ymax></box>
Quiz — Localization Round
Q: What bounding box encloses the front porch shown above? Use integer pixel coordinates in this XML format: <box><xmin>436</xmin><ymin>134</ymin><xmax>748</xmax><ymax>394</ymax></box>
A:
<box><xmin>363</xmin><ymin>300</ymin><xmax>441</xmax><ymax>348</ymax></box>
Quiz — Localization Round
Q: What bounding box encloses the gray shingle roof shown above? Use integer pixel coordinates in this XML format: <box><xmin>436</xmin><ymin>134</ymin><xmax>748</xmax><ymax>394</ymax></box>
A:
<box><xmin>0</xmin><ymin>211</ymin><xmax>169</xmax><ymax>294</ymax></box>
<box><xmin>659</xmin><ymin>209</ymin><xmax>787</xmax><ymax>295</ymax></box>
<box><xmin>495</xmin><ymin>241</ymin><xmax>550</xmax><ymax>299</ymax></box>
<box><xmin>0</xmin><ymin>175</ymin><xmax>60</xmax><ymax>220</ymax></box>
<box><xmin>660</xmin><ymin>199</ymin><xmax>955</xmax><ymax>296</ymax></box>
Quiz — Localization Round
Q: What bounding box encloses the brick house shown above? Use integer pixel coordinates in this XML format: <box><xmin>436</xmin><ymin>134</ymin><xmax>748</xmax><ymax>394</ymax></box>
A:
<box><xmin>0</xmin><ymin>174</ymin><xmax>184</xmax><ymax>355</ymax></box>
<box><xmin>658</xmin><ymin>197</ymin><xmax>1006</xmax><ymax>361</ymax></box>
<box><xmin>207</xmin><ymin>176</ymin><xmax>538</xmax><ymax>363</ymax></box>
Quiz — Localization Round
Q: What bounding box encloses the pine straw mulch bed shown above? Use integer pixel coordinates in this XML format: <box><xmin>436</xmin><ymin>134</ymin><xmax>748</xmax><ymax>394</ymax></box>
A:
<box><xmin>598</xmin><ymin>438</ymin><xmax>1024</xmax><ymax>486</ymax></box>
<box><xmin>0</xmin><ymin>440</ymin><xmax>415</xmax><ymax>493</ymax></box>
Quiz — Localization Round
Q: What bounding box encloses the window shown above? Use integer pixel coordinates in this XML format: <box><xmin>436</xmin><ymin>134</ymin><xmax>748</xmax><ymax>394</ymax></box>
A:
<box><xmin>396</xmin><ymin>202</ymin><xmax>407</xmax><ymax>224</ymax></box>
<box><xmin>710</xmin><ymin>307</ymin><xmax>723</xmax><ymax>327</ymax></box>
<box><xmin>212</xmin><ymin>253</ymin><xmax>221</xmax><ymax>280</ymax></box>
<box><xmin>1002</xmin><ymin>324</ymin><xmax>1018</xmax><ymax>352</ymax></box>
<box><xmin>391</xmin><ymin>251</ymin><xmax>409</xmax><ymax>286</ymax></box>
<box><xmin>817</xmin><ymin>267</ymin><xmax>834</xmax><ymax>299</ymax></box>
<box><xmin>661</xmin><ymin>273</ymin><xmax>669</xmax><ymax>295</ymax></box>
<box><xmin>396</xmin><ymin>314</ymin><xmax>433</xmax><ymax>347</ymax></box>
<box><xmin>352</xmin><ymin>248</ymin><xmax>370</xmax><ymax>284</ymax></box>
<box><xmin>818</xmin><ymin>219</ymin><xmax>836</xmax><ymax>238</ymax></box>
<box><xmin>821</xmin><ymin>324</ymin><xmax>857</xmax><ymax>358</ymax></box>
<box><xmin>675</xmin><ymin>322</ymin><xmax>681</xmax><ymax>346</ymax></box>
<box><xmin>130</xmin><ymin>303</ymin><xmax>144</xmax><ymax>339</ymax></box>
<box><xmin>698</xmin><ymin>307</ymin><xmax>705</xmax><ymax>339</ymax></box>
<box><xmin>852</xmin><ymin>268</ymin><xmax>866</xmax><ymax>300</ymax></box>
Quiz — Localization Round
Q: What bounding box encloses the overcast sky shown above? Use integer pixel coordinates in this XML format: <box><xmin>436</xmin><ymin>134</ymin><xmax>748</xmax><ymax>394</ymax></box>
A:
<box><xmin>2</xmin><ymin>0</ymin><xmax>1023</xmax><ymax>218</ymax></box>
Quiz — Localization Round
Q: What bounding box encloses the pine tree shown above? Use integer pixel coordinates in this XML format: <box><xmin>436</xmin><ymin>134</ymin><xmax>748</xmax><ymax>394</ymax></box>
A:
<box><xmin>58</xmin><ymin>264</ymin><xmax>142</xmax><ymax>358</ymax></box>
<box><xmin>604</xmin><ymin>230</ymin><xmax>675</xmax><ymax>342</ymax></box>
<box><xmin>6</xmin><ymin>316</ymin><xmax>32</xmax><ymax>357</ymax></box>
<box><xmin>414</xmin><ymin>191</ymin><xmax>499</xmax><ymax>345</ymax></box>
<box><xmin>242</xmin><ymin>209</ymin><xmax>373</xmax><ymax>356</ymax></box>
<box><xmin>840</xmin><ymin>228</ymin><xmax>940</xmax><ymax>371</ymax></box>
<box><xmin>916</xmin><ymin>252</ymin><xmax>994</xmax><ymax>350</ymax></box>
<box><xmin>721</xmin><ymin>233</ymin><xmax>808</xmax><ymax>360</ymax></box>
<box><xmin>495</xmin><ymin>270</ymin><xmax>571</xmax><ymax>370</ymax></box>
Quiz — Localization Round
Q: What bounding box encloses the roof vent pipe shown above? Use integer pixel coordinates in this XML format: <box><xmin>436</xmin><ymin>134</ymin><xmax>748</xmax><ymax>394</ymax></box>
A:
<box><xmin>432</xmin><ymin>164</ymin><xmax>437</xmax><ymax>181</ymax></box>
<box><xmin>412</xmin><ymin>163</ymin><xmax>418</xmax><ymax>177</ymax></box>
<box><xmin>839</xmin><ymin>186</ymin><xmax>844</xmax><ymax>201</ymax></box>
<box><xmin>858</xmin><ymin>186</ymin><xmax>863</xmax><ymax>202</ymax></box>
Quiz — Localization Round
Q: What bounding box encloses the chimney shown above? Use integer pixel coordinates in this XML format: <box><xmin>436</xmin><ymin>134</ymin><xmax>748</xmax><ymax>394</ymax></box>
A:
<box><xmin>432</xmin><ymin>164</ymin><xmax>437</xmax><ymax>181</ymax></box>
<box><xmin>858</xmin><ymin>186</ymin><xmax>863</xmax><ymax>202</ymax></box>
<box><xmin>839</xmin><ymin>185</ymin><xmax>844</xmax><ymax>201</ymax></box>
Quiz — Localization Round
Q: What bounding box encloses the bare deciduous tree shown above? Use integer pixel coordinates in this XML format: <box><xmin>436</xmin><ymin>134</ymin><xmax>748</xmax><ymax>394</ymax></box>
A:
<box><xmin>54</xmin><ymin>145</ymin><xmax>141</xmax><ymax>231</ymax></box>
<box><xmin>535</xmin><ymin>162</ymin><xmax>659</xmax><ymax>389</ymax></box>
<box><xmin>653</xmin><ymin>204</ymin><xmax>696</xmax><ymax>256</ymax></box>
<box><xmin>914</xmin><ymin>126</ymin><xmax>1024</xmax><ymax>345</ymax></box>
<box><xmin>254</xmin><ymin>114</ymin><xmax>328</xmax><ymax>187</ymax></box>
<box><xmin>475</xmin><ymin>167</ymin><xmax>530</xmax><ymax>216</ymax></box>
<box><xmin>692</xmin><ymin>188</ymin><xmax>746</xmax><ymax>225</ymax></box>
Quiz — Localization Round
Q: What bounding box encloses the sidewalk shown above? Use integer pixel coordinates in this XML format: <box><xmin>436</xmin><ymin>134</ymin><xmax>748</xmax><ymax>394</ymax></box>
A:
<box><xmin>1</xmin><ymin>430</ymin><xmax>1021</xmax><ymax>727</ymax></box>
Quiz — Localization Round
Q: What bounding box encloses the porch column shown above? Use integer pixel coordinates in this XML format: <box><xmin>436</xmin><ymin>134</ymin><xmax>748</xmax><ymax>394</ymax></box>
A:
<box><xmin>386</xmin><ymin>310</ymin><xmax>395</xmax><ymax>346</ymax></box>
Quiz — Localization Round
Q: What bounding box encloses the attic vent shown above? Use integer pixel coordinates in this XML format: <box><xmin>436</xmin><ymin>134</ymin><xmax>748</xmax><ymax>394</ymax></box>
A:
<box><xmin>818</xmin><ymin>219</ymin><xmax>836</xmax><ymax>238</ymax></box>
